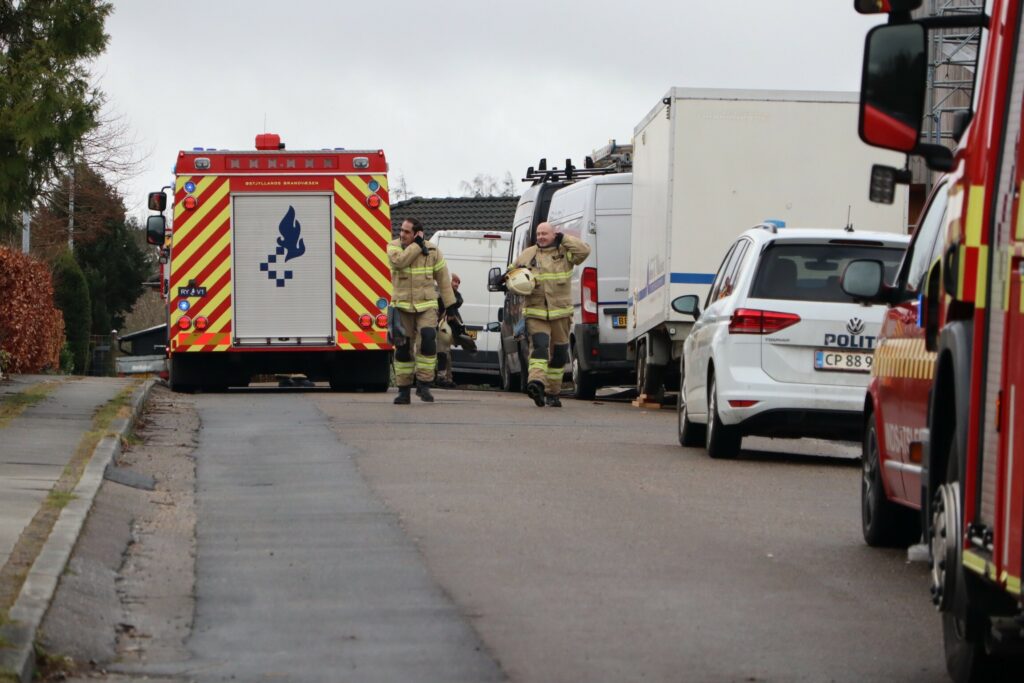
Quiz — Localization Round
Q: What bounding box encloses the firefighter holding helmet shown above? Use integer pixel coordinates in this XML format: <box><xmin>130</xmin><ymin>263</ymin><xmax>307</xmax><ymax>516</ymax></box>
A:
<box><xmin>388</xmin><ymin>218</ymin><xmax>456</xmax><ymax>404</ymax></box>
<box><xmin>508</xmin><ymin>222</ymin><xmax>591</xmax><ymax>407</ymax></box>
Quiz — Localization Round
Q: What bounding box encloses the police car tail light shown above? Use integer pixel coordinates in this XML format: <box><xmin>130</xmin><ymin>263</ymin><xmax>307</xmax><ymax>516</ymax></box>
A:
<box><xmin>728</xmin><ymin>400</ymin><xmax>759</xmax><ymax>408</ymax></box>
<box><xmin>358</xmin><ymin>314</ymin><xmax>373</xmax><ymax>329</ymax></box>
<box><xmin>177</xmin><ymin>316</ymin><xmax>192</xmax><ymax>331</ymax></box>
<box><xmin>728</xmin><ymin>308</ymin><xmax>800</xmax><ymax>335</ymax></box>
<box><xmin>375</xmin><ymin>313</ymin><xmax>388</xmax><ymax>328</ymax></box>
<box><xmin>581</xmin><ymin>267</ymin><xmax>598</xmax><ymax>324</ymax></box>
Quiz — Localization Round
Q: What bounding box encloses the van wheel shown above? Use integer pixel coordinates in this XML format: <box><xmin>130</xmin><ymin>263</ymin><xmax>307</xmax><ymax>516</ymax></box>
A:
<box><xmin>705</xmin><ymin>372</ymin><xmax>741</xmax><ymax>459</ymax></box>
<box><xmin>499</xmin><ymin>348</ymin><xmax>520</xmax><ymax>393</ymax></box>
<box><xmin>861</xmin><ymin>411</ymin><xmax>920</xmax><ymax>547</ymax></box>
<box><xmin>571</xmin><ymin>345</ymin><xmax>597</xmax><ymax>400</ymax></box>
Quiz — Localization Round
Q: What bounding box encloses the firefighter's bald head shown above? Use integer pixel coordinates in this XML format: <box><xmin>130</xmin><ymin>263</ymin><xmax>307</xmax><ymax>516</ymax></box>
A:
<box><xmin>535</xmin><ymin>222</ymin><xmax>555</xmax><ymax>248</ymax></box>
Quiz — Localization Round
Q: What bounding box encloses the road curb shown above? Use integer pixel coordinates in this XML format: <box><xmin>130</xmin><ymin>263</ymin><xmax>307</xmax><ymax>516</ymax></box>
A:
<box><xmin>0</xmin><ymin>378</ymin><xmax>156</xmax><ymax>683</ymax></box>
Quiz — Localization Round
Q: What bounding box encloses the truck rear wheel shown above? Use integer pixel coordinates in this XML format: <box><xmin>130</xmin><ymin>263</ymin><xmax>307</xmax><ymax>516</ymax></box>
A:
<box><xmin>861</xmin><ymin>412</ymin><xmax>920</xmax><ymax>547</ymax></box>
<box><xmin>168</xmin><ymin>357</ymin><xmax>197</xmax><ymax>394</ymax></box>
<box><xmin>635</xmin><ymin>338</ymin><xmax>665</xmax><ymax>401</ymax></box>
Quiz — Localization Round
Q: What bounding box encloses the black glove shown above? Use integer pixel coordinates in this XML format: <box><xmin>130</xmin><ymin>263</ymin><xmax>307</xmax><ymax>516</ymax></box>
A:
<box><xmin>413</xmin><ymin>235</ymin><xmax>429</xmax><ymax>255</ymax></box>
<box><xmin>554</xmin><ymin>232</ymin><xmax>564</xmax><ymax>247</ymax></box>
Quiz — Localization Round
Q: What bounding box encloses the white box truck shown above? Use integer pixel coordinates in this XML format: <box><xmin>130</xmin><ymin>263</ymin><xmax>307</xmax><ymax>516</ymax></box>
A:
<box><xmin>431</xmin><ymin>230</ymin><xmax>510</xmax><ymax>378</ymax></box>
<box><xmin>629</xmin><ymin>88</ymin><xmax>909</xmax><ymax>398</ymax></box>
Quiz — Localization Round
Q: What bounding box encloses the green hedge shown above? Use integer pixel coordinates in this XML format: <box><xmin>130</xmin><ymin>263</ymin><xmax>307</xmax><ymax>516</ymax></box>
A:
<box><xmin>53</xmin><ymin>250</ymin><xmax>92</xmax><ymax>374</ymax></box>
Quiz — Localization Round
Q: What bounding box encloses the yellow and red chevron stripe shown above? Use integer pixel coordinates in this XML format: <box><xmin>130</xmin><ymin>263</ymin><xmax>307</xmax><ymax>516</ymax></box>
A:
<box><xmin>333</xmin><ymin>174</ymin><xmax>392</xmax><ymax>350</ymax></box>
<box><xmin>169</xmin><ymin>175</ymin><xmax>233</xmax><ymax>353</ymax></box>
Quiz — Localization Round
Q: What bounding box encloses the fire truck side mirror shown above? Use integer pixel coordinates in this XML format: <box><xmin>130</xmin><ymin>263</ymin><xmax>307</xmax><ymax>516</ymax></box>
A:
<box><xmin>859</xmin><ymin>22</ymin><xmax>927</xmax><ymax>154</ymax></box>
<box><xmin>146</xmin><ymin>215</ymin><xmax>166</xmax><ymax>246</ymax></box>
<box><xmin>148</xmin><ymin>191</ymin><xmax>167</xmax><ymax>212</ymax></box>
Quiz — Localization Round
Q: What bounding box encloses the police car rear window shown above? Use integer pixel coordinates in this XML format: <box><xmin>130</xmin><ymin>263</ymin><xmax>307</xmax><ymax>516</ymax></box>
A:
<box><xmin>750</xmin><ymin>243</ymin><xmax>903</xmax><ymax>303</ymax></box>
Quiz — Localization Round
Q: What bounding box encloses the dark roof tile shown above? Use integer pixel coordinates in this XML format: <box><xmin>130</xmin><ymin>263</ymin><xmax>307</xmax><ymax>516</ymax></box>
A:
<box><xmin>390</xmin><ymin>196</ymin><xmax>518</xmax><ymax>239</ymax></box>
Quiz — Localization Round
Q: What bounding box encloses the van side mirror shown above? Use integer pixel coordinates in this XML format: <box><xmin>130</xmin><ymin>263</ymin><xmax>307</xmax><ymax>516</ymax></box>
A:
<box><xmin>487</xmin><ymin>322</ymin><xmax>501</xmax><ymax>332</ymax></box>
<box><xmin>487</xmin><ymin>266</ymin><xmax>504</xmax><ymax>293</ymax></box>
<box><xmin>148</xmin><ymin>191</ymin><xmax>167</xmax><ymax>212</ymax></box>
<box><xmin>146</xmin><ymin>215</ymin><xmax>166</xmax><ymax>246</ymax></box>
<box><xmin>841</xmin><ymin>259</ymin><xmax>886</xmax><ymax>301</ymax></box>
<box><xmin>671</xmin><ymin>295</ymin><xmax>701</xmax><ymax>319</ymax></box>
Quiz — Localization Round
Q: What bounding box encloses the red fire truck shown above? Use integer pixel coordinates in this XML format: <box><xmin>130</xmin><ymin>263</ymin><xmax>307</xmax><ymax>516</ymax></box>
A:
<box><xmin>845</xmin><ymin>0</ymin><xmax>1024</xmax><ymax>678</ymax></box>
<box><xmin>145</xmin><ymin>134</ymin><xmax>392</xmax><ymax>392</ymax></box>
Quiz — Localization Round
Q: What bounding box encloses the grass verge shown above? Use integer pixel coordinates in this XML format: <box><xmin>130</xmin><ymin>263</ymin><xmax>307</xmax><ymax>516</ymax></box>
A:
<box><xmin>0</xmin><ymin>382</ymin><xmax>61</xmax><ymax>429</ymax></box>
<box><xmin>0</xmin><ymin>381</ymin><xmax>141</xmax><ymax>627</ymax></box>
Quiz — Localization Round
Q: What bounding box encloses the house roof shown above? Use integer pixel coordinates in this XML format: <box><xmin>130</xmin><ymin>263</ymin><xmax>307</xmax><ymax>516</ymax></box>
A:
<box><xmin>389</xmin><ymin>196</ymin><xmax>518</xmax><ymax>239</ymax></box>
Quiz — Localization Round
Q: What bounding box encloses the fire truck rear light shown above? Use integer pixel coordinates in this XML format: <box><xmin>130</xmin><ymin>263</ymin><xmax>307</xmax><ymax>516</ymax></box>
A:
<box><xmin>177</xmin><ymin>316</ymin><xmax>192</xmax><ymax>331</ymax></box>
<box><xmin>183</xmin><ymin>196</ymin><xmax>198</xmax><ymax>210</ymax></box>
<box><xmin>377</xmin><ymin>149</ymin><xmax>385</xmax><ymax>157</ymax></box>
<box><xmin>728</xmin><ymin>400</ymin><xmax>759</xmax><ymax>408</ymax></box>
<box><xmin>375</xmin><ymin>313</ymin><xmax>388</xmax><ymax>327</ymax></box>
<box><xmin>353</xmin><ymin>157</ymin><xmax>369</xmax><ymax>169</ymax></box>
<box><xmin>366</xmin><ymin>194</ymin><xmax>382</xmax><ymax>209</ymax></box>
<box><xmin>728</xmin><ymin>308</ymin><xmax>800</xmax><ymax>335</ymax></box>
<box><xmin>194</xmin><ymin>316</ymin><xmax>209</xmax><ymax>331</ymax></box>
<box><xmin>909</xmin><ymin>442</ymin><xmax>924</xmax><ymax>464</ymax></box>
<box><xmin>358</xmin><ymin>314</ymin><xmax>373</xmax><ymax>329</ymax></box>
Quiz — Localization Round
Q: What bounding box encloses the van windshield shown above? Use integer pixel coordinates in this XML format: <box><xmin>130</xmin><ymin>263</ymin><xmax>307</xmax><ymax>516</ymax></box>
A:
<box><xmin>750</xmin><ymin>242</ymin><xmax>904</xmax><ymax>303</ymax></box>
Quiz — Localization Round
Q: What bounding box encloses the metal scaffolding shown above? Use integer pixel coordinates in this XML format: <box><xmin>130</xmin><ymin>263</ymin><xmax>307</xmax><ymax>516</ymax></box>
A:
<box><xmin>915</xmin><ymin>0</ymin><xmax>983</xmax><ymax>191</ymax></box>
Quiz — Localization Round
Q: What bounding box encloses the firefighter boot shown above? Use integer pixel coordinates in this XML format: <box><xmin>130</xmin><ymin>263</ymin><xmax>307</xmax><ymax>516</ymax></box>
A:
<box><xmin>526</xmin><ymin>380</ymin><xmax>546</xmax><ymax>407</ymax></box>
<box><xmin>545</xmin><ymin>395</ymin><xmax>562</xmax><ymax>408</ymax></box>
<box><xmin>394</xmin><ymin>386</ymin><xmax>411</xmax><ymax>405</ymax></box>
<box><xmin>415</xmin><ymin>380</ymin><xmax>435</xmax><ymax>403</ymax></box>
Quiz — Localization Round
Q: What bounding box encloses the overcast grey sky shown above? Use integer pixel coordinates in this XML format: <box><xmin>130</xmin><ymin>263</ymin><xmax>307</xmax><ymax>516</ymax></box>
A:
<box><xmin>92</xmin><ymin>0</ymin><xmax>884</xmax><ymax>216</ymax></box>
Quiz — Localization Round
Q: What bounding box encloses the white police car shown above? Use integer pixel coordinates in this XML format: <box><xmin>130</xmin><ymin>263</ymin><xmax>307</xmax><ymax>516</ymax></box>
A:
<box><xmin>674</xmin><ymin>224</ymin><xmax>910</xmax><ymax>458</ymax></box>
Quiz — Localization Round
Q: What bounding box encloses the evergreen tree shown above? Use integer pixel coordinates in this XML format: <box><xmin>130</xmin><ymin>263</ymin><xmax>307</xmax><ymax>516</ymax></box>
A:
<box><xmin>0</xmin><ymin>0</ymin><xmax>112</xmax><ymax>235</ymax></box>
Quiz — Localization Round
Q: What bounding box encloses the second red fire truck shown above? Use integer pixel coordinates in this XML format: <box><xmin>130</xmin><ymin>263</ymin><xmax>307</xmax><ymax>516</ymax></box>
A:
<box><xmin>847</xmin><ymin>0</ymin><xmax>1024</xmax><ymax>679</ymax></box>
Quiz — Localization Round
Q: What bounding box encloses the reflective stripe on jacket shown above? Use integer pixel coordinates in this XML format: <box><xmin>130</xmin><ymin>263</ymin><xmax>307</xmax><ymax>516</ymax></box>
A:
<box><xmin>388</xmin><ymin>239</ymin><xmax>456</xmax><ymax>313</ymax></box>
<box><xmin>513</xmin><ymin>235</ymin><xmax>591</xmax><ymax>320</ymax></box>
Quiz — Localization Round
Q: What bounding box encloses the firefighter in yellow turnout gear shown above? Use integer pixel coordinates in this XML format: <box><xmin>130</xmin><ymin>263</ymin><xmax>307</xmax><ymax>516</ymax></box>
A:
<box><xmin>388</xmin><ymin>218</ymin><xmax>456</xmax><ymax>404</ymax></box>
<box><xmin>510</xmin><ymin>222</ymin><xmax>591</xmax><ymax>407</ymax></box>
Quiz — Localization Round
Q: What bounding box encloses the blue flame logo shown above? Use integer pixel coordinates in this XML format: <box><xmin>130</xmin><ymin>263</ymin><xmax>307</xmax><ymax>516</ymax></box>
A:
<box><xmin>258</xmin><ymin>206</ymin><xmax>306</xmax><ymax>288</ymax></box>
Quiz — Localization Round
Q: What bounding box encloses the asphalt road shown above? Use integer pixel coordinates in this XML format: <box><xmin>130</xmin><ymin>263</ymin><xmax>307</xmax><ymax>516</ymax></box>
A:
<box><xmin>49</xmin><ymin>385</ymin><xmax>948</xmax><ymax>682</ymax></box>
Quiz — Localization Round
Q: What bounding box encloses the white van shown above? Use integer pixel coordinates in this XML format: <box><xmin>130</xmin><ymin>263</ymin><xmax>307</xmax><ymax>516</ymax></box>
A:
<box><xmin>431</xmin><ymin>230</ymin><xmax>510</xmax><ymax>378</ymax></box>
<box><xmin>545</xmin><ymin>173</ymin><xmax>633</xmax><ymax>399</ymax></box>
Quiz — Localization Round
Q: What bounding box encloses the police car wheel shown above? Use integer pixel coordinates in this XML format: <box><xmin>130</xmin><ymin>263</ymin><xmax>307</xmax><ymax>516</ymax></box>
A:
<box><xmin>677</xmin><ymin>359</ymin><xmax>704</xmax><ymax>447</ymax></box>
<box><xmin>705</xmin><ymin>372</ymin><xmax>740</xmax><ymax>459</ymax></box>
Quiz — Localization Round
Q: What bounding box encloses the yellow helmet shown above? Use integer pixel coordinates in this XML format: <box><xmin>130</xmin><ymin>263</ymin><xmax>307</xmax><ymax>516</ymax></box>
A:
<box><xmin>505</xmin><ymin>267</ymin><xmax>535</xmax><ymax>296</ymax></box>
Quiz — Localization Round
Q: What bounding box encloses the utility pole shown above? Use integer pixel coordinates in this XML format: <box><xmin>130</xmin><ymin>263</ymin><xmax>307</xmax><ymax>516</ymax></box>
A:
<box><xmin>21</xmin><ymin>210</ymin><xmax>30</xmax><ymax>254</ymax></box>
<box><xmin>68</xmin><ymin>162</ymin><xmax>75</xmax><ymax>250</ymax></box>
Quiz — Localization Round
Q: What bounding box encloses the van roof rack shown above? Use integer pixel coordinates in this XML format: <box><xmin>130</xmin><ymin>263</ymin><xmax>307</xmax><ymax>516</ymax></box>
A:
<box><xmin>522</xmin><ymin>157</ymin><xmax>619</xmax><ymax>185</ymax></box>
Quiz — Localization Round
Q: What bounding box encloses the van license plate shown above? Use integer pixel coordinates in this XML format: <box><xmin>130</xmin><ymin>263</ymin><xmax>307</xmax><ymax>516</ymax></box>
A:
<box><xmin>814</xmin><ymin>350</ymin><xmax>872</xmax><ymax>373</ymax></box>
<box><xmin>613</xmin><ymin>315</ymin><xmax>627</xmax><ymax>328</ymax></box>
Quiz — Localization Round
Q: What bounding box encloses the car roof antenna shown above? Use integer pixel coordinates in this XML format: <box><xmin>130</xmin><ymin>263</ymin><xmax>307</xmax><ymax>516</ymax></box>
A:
<box><xmin>844</xmin><ymin>205</ymin><xmax>854</xmax><ymax>232</ymax></box>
